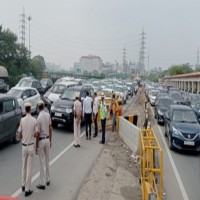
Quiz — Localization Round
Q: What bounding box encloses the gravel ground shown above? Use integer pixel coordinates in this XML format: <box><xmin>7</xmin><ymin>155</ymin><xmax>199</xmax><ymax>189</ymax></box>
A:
<box><xmin>76</xmin><ymin>88</ymin><xmax>145</xmax><ymax>200</ymax></box>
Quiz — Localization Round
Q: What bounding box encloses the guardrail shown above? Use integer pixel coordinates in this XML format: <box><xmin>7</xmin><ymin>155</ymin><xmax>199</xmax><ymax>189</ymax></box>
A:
<box><xmin>140</xmin><ymin>128</ymin><xmax>163</xmax><ymax>200</ymax></box>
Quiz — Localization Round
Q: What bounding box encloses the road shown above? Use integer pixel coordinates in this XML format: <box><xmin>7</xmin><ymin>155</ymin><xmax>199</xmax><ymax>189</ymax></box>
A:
<box><xmin>150</xmin><ymin>106</ymin><xmax>200</xmax><ymax>200</ymax></box>
<box><xmin>0</xmin><ymin>97</ymin><xmax>133</xmax><ymax>199</ymax></box>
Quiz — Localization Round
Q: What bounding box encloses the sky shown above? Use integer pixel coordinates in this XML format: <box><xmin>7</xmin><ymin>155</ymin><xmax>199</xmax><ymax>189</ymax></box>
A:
<box><xmin>1</xmin><ymin>0</ymin><xmax>200</xmax><ymax>70</ymax></box>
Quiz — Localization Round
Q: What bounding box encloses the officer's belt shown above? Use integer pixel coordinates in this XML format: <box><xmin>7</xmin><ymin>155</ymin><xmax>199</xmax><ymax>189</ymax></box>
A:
<box><xmin>22</xmin><ymin>143</ymin><xmax>34</xmax><ymax>146</ymax></box>
<box><xmin>39</xmin><ymin>136</ymin><xmax>49</xmax><ymax>141</ymax></box>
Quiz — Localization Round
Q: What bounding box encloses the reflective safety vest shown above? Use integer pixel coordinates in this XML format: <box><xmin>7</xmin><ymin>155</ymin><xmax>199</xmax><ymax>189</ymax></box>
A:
<box><xmin>100</xmin><ymin>102</ymin><xmax>107</xmax><ymax>120</ymax></box>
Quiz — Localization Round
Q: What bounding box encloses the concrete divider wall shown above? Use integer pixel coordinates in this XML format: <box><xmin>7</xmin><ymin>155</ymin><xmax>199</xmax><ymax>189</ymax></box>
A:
<box><xmin>119</xmin><ymin>117</ymin><xmax>139</xmax><ymax>153</ymax></box>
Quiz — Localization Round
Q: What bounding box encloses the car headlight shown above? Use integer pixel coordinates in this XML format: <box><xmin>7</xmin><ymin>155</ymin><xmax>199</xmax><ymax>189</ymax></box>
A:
<box><xmin>51</xmin><ymin>105</ymin><xmax>55</xmax><ymax>111</ymax></box>
<box><xmin>66</xmin><ymin>108</ymin><xmax>72</xmax><ymax>113</ymax></box>
<box><xmin>157</xmin><ymin>110</ymin><xmax>163</xmax><ymax>116</ymax></box>
<box><xmin>172</xmin><ymin>127</ymin><xmax>181</xmax><ymax>135</ymax></box>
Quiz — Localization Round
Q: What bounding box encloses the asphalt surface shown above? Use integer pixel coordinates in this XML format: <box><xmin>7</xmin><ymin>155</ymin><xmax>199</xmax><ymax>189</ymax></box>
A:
<box><xmin>0</xmin><ymin>97</ymin><xmax>132</xmax><ymax>199</ymax></box>
<box><xmin>150</xmin><ymin>106</ymin><xmax>200</xmax><ymax>200</ymax></box>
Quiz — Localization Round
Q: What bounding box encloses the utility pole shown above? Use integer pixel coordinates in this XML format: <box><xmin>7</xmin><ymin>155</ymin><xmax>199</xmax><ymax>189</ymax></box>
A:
<box><xmin>138</xmin><ymin>29</ymin><xmax>146</xmax><ymax>76</ymax></box>
<box><xmin>148</xmin><ymin>50</ymin><xmax>150</xmax><ymax>76</ymax></box>
<box><xmin>19</xmin><ymin>7</ymin><xmax>26</xmax><ymax>46</ymax></box>
<box><xmin>28</xmin><ymin>16</ymin><xmax>32</xmax><ymax>58</ymax></box>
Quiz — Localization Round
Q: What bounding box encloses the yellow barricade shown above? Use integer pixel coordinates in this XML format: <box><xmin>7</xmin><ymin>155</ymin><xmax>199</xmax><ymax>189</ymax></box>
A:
<box><xmin>140</xmin><ymin>128</ymin><xmax>163</xmax><ymax>200</ymax></box>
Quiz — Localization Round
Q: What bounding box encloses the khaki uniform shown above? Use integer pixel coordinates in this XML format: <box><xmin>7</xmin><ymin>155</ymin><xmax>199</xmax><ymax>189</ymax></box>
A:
<box><xmin>19</xmin><ymin>114</ymin><xmax>37</xmax><ymax>192</ymax></box>
<box><xmin>37</xmin><ymin>110</ymin><xmax>52</xmax><ymax>186</ymax></box>
<box><xmin>74</xmin><ymin>99</ymin><xmax>82</xmax><ymax>145</ymax></box>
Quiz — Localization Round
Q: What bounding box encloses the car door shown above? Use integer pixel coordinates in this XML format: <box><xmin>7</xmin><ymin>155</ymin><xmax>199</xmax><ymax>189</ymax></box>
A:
<box><xmin>0</xmin><ymin>100</ymin><xmax>5</xmax><ymax>142</ymax></box>
<box><xmin>3</xmin><ymin>98</ymin><xmax>17</xmax><ymax>139</ymax></box>
<box><xmin>29</xmin><ymin>89</ymin><xmax>39</xmax><ymax>112</ymax></box>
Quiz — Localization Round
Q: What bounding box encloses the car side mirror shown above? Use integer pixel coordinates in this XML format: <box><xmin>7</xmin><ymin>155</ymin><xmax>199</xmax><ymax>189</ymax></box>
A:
<box><xmin>23</xmin><ymin>96</ymin><xmax>27</xmax><ymax>100</ymax></box>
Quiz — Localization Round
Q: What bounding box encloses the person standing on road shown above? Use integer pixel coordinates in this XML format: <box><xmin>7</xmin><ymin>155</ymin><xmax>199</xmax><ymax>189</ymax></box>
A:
<box><xmin>73</xmin><ymin>96</ymin><xmax>82</xmax><ymax>147</ymax></box>
<box><xmin>99</xmin><ymin>95</ymin><xmax>107</xmax><ymax>144</ymax></box>
<box><xmin>92</xmin><ymin>91</ymin><xmax>99</xmax><ymax>138</ymax></box>
<box><xmin>36</xmin><ymin>100</ymin><xmax>52</xmax><ymax>190</ymax></box>
<box><xmin>83</xmin><ymin>91</ymin><xmax>93</xmax><ymax>140</ymax></box>
<box><xmin>19</xmin><ymin>102</ymin><xmax>38</xmax><ymax>197</ymax></box>
<box><xmin>111</xmin><ymin>94</ymin><xmax>119</xmax><ymax>132</ymax></box>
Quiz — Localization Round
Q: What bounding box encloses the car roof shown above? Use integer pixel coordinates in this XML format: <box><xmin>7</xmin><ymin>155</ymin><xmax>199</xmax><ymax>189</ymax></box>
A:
<box><xmin>158</xmin><ymin>97</ymin><xmax>173</xmax><ymax>101</ymax></box>
<box><xmin>170</xmin><ymin>104</ymin><xmax>192</xmax><ymax>110</ymax></box>
<box><xmin>66</xmin><ymin>85</ymin><xmax>93</xmax><ymax>91</ymax></box>
<box><xmin>0</xmin><ymin>93</ymin><xmax>16</xmax><ymax>99</ymax></box>
<box><xmin>54</xmin><ymin>81</ymin><xmax>77</xmax><ymax>86</ymax></box>
<box><xmin>10</xmin><ymin>87</ymin><xmax>37</xmax><ymax>91</ymax></box>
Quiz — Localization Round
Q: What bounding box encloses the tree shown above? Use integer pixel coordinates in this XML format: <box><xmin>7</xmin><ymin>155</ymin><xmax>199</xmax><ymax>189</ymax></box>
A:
<box><xmin>168</xmin><ymin>63</ymin><xmax>193</xmax><ymax>76</ymax></box>
<box><xmin>30</xmin><ymin>55</ymin><xmax>46</xmax><ymax>78</ymax></box>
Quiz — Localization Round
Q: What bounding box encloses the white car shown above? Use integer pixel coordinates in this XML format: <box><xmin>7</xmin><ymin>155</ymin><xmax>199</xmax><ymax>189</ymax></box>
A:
<box><xmin>44</xmin><ymin>81</ymin><xmax>78</xmax><ymax>110</ymax></box>
<box><xmin>113</xmin><ymin>85</ymin><xmax>127</xmax><ymax>104</ymax></box>
<box><xmin>7</xmin><ymin>87</ymin><xmax>41</xmax><ymax>115</ymax></box>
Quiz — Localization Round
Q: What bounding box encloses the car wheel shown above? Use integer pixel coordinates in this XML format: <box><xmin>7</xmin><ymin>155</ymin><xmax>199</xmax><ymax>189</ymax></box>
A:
<box><xmin>168</xmin><ymin>134</ymin><xmax>174</xmax><ymax>150</ymax></box>
<box><xmin>52</xmin><ymin>121</ymin><xmax>58</xmax><ymax>128</ymax></box>
<box><xmin>157</xmin><ymin>117</ymin><xmax>160</xmax><ymax>125</ymax></box>
<box><xmin>13</xmin><ymin>126</ymin><xmax>20</xmax><ymax>144</ymax></box>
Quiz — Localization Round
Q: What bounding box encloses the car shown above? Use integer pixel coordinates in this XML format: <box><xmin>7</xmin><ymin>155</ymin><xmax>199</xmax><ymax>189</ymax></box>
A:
<box><xmin>17</xmin><ymin>77</ymin><xmax>44</xmax><ymax>95</ymax></box>
<box><xmin>125</xmin><ymin>82</ymin><xmax>133</xmax><ymax>97</ymax></box>
<box><xmin>7</xmin><ymin>87</ymin><xmax>41</xmax><ymax>115</ymax></box>
<box><xmin>148</xmin><ymin>90</ymin><xmax>159</xmax><ymax>106</ymax></box>
<box><xmin>50</xmin><ymin>85</ymin><xmax>94</xmax><ymax>131</ymax></box>
<box><xmin>40</xmin><ymin>78</ymin><xmax>53</xmax><ymax>93</ymax></box>
<box><xmin>0</xmin><ymin>79</ymin><xmax>9</xmax><ymax>93</ymax></box>
<box><xmin>169</xmin><ymin>91</ymin><xmax>185</xmax><ymax>105</ymax></box>
<box><xmin>164</xmin><ymin>105</ymin><xmax>200</xmax><ymax>151</ymax></box>
<box><xmin>113</xmin><ymin>85</ymin><xmax>127</xmax><ymax>104</ymax></box>
<box><xmin>44</xmin><ymin>81</ymin><xmax>78</xmax><ymax>110</ymax></box>
<box><xmin>154</xmin><ymin>97</ymin><xmax>174</xmax><ymax>124</ymax></box>
<box><xmin>0</xmin><ymin>94</ymin><xmax>21</xmax><ymax>144</ymax></box>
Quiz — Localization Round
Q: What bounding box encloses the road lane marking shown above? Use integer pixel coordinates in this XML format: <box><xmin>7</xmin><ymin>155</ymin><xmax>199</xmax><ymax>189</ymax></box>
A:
<box><xmin>150</xmin><ymin>106</ymin><xmax>189</xmax><ymax>200</ymax></box>
<box><xmin>11</xmin><ymin>131</ymin><xmax>85</xmax><ymax>198</ymax></box>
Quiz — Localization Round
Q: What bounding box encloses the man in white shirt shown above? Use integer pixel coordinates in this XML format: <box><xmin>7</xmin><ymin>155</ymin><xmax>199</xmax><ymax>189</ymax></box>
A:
<box><xmin>83</xmin><ymin>91</ymin><xmax>93</xmax><ymax>140</ymax></box>
<box><xmin>92</xmin><ymin>92</ymin><xmax>99</xmax><ymax>138</ymax></box>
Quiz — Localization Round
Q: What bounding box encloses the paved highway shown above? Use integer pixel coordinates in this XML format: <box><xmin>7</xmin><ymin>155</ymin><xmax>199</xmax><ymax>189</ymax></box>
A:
<box><xmin>150</xmin><ymin>106</ymin><xmax>200</xmax><ymax>200</ymax></box>
<box><xmin>0</xmin><ymin>97</ymin><xmax>133</xmax><ymax>199</ymax></box>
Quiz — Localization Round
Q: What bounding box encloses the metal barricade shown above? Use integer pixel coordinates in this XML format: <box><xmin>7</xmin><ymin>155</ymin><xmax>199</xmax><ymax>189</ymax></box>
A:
<box><xmin>140</xmin><ymin>128</ymin><xmax>163</xmax><ymax>200</ymax></box>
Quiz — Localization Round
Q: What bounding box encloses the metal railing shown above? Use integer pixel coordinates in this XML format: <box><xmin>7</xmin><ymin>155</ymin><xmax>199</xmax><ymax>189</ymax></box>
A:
<box><xmin>140</xmin><ymin>128</ymin><xmax>163</xmax><ymax>200</ymax></box>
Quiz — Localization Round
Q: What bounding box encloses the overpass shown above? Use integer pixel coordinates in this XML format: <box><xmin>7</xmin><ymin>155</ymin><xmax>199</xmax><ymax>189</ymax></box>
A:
<box><xmin>164</xmin><ymin>72</ymin><xmax>200</xmax><ymax>93</ymax></box>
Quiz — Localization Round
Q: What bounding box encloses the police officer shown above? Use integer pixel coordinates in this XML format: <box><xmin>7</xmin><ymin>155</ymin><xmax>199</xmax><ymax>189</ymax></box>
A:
<box><xmin>36</xmin><ymin>100</ymin><xmax>52</xmax><ymax>190</ymax></box>
<box><xmin>73</xmin><ymin>96</ymin><xmax>82</xmax><ymax>147</ymax></box>
<box><xmin>19</xmin><ymin>102</ymin><xmax>38</xmax><ymax>197</ymax></box>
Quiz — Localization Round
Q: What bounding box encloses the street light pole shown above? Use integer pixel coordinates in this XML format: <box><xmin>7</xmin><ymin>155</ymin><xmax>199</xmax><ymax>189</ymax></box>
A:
<box><xmin>28</xmin><ymin>16</ymin><xmax>32</xmax><ymax>58</ymax></box>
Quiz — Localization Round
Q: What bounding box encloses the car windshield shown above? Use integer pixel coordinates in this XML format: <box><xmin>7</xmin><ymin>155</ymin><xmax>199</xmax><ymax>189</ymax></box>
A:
<box><xmin>173</xmin><ymin>110</ymin><xmax>197</xmax><ymax>123</ymax></box>
<box><xmin>61</xmin><ymin>89</ymin><xmax>80</xmax><ymax>100</ymax></box>
<box><xmin>150</xmin><ymin>90</ymin><xmax>158</xmax><ymax>96</ymax></box>
<box><xmin>41</xmin><ymin>79</ymin><xmax>48</xmax><ymax>86</ymax></box>
<box><xmin>157</xmin><ymin>93</ymin><xmax>168</xmax><ymax>98</ymax></box>
<box><xmin>171</xmin><ymin>92</ymin><xmax>183</xmax><ymax>100</ymax></box>
<box><xmin>159</xmin><ymin>99</ymin><xmax>173</xmax><ymax>108</ymax></box>
<box><xmin>7</xmin><ymin>89</ymin><xmax>23</xmax><ymax>98</ymax></box>
<box><xmin>51</xmin><ymin>84</ymin><xmax>66</xmax><ymax>94</ymax></box>
<box><xmin>114</xmin><ymin>87</ymin><xmax>124</xmax><ymax>92</ymax></box>
<box><xmin>19</xmin><ymin>80</ymin><xmax>32</xmax><ymax>87</ymax></box>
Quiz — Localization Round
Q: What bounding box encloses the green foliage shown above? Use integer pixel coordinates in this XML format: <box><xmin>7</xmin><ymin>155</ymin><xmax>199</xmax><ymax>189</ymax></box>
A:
<box><xmin>0</xmin><ymin>25</ymin><xmax>46</xmax><ymax>86</ymax></box>
<box><xmin>168</xmin><ymin>63</ymin><xmax>193</xmax><ymax>76</ymax></box>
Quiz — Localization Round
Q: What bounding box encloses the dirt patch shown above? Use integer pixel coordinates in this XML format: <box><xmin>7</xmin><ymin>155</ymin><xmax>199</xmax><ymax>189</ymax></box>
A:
<box><xmin>76</xmin><ymin>89</ymin><xmax>145</xmax><ymax>200</ymax></box>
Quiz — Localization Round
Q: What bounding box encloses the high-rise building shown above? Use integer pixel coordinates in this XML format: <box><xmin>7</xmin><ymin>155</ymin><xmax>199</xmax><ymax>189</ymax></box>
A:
<box><xmin>79</xmin><ymin>55</ymin><xmax>102</xmax><ymax>72</ymax></box>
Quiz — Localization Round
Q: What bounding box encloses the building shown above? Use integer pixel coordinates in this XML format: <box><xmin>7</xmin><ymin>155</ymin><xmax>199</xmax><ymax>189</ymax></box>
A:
<box><xmin>79</xmin><ymin>55</ymin><xmax>102</xmax><ymax>72</ymax></box>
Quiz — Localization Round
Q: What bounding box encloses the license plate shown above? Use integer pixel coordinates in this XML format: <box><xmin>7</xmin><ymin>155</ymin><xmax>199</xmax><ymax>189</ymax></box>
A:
<box><xmin>55</xmin><ymin>112</ymin><xmax>62</xmax><ymax>117</ymax></box>
<box><xmin>184</xmin><ymin>141</ymin><xmax>195</xmax><ymax>146</ymax></box>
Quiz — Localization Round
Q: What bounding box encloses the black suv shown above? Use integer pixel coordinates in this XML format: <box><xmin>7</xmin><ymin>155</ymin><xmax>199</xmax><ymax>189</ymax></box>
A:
<box><xmin>18</xmin><ymin>78</ymin><xmax>44</xmax><ymax>95</ymax></box>
<box><xmin>50</xmin><ymin>85</ymin><xmax>94</xmax><ymax>131</ymax></box>
<box><xmin>0</xmin><ymin>94</ymin><xmax>21</xmax><ymax>144</ymax></box>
